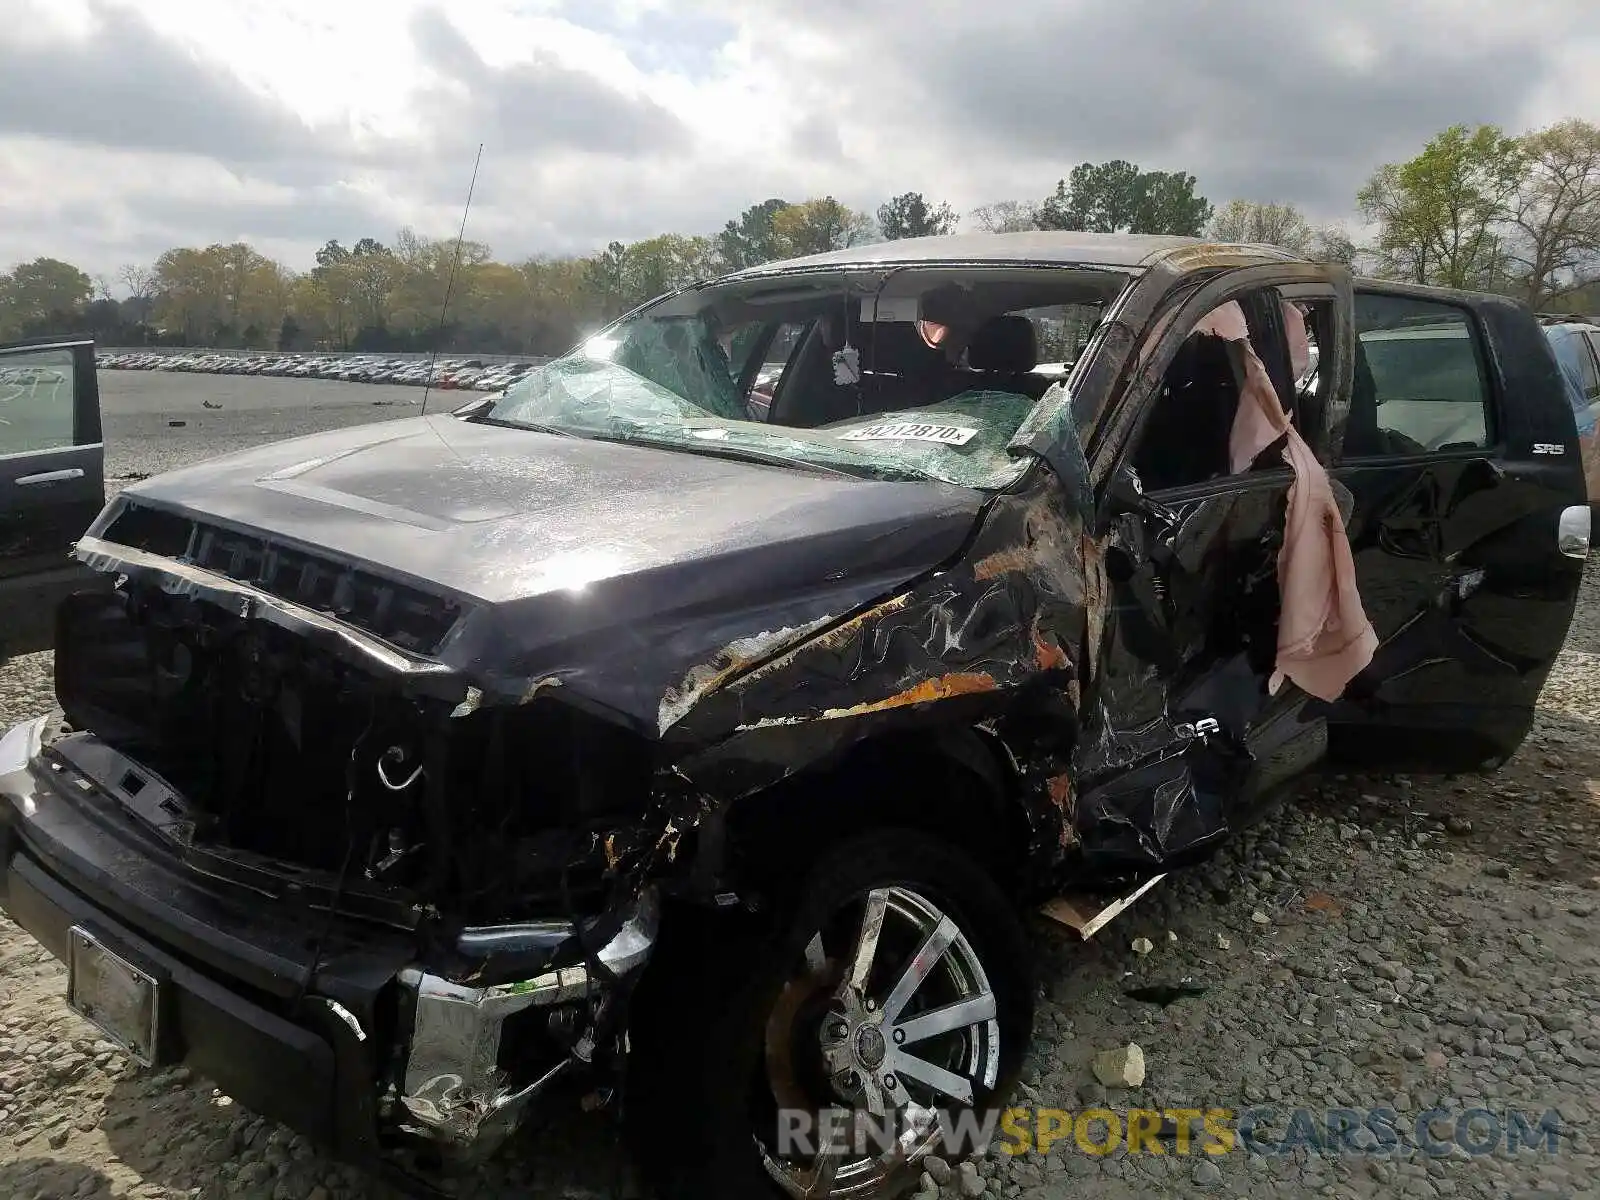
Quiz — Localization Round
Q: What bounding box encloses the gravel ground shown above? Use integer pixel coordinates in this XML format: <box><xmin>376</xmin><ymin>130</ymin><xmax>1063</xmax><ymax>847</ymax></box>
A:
<box><xmin>2</xmin><ymin>376</ymin><xmax>1598</xmax><ymax>1199</ymax></box>
<box><xmin>97</xmin><ymin>369</ymin><xmax>432</xmax><ymax>485</ymax></box>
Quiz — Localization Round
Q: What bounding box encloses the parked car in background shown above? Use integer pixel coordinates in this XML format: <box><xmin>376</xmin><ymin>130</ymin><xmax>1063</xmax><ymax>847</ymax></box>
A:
<box><xmin>1540</xmin><ymin>313</ymin><xmax>1600</xmax><ymax>506</ymax></box>
<box><xmin>94</xmin><ymin>350</ymin><xmax>553</xmax><ymax>387</ymax></box>
<box><xmin>5</xmin><ymin>235</ymin><xmax>1586</xmax><ymax>1199</ymax></box>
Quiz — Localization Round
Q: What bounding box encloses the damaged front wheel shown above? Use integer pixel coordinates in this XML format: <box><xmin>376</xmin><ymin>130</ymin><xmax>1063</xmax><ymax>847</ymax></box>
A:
<box><xmin>626</xmin><ymin>831</ymin><xmax>1031</xmax><ymax>1199</ymax></box>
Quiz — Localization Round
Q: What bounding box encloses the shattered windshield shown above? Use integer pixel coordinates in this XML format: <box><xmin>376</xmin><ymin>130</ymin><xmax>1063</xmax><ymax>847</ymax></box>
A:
<box><xmin>486</xmin><ymin>266</ymin><xmax>1128</xmax><ymax>488</ymax></box>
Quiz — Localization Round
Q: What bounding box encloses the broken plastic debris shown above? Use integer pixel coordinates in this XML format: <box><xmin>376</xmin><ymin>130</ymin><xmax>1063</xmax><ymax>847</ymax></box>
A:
<box><xmin>1250</xmin><ymin>910</ymin><xmax>1271</xmax><ymax>926</ymax></box>
<box><xmin>1215</xmin><ymin>933</ymin><xmax>1231</xmax><ymax>950</ymax></box>
<box><xmin>1131</xmin><ymin>936</ymin><xmax>1153</xmax><ymax>956</ymax></box>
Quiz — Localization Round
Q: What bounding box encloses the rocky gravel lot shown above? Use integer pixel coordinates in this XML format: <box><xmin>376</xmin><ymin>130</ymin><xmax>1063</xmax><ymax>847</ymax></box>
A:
<box><xmin>3</xmin><ymin>375</ymin><xmax>1599</xmax><ymax>1199</ymax></box>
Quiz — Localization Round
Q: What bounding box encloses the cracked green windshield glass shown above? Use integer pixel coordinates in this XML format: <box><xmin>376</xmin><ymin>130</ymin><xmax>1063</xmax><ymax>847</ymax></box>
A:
<box><xmin>485</xmin><ymin>268</ymin><xmax>1124</xmax><ymax>489</ymax></box>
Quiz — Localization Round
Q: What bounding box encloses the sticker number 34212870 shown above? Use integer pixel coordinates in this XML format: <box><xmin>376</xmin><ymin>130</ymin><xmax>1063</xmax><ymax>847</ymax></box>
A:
<box><xmin>837</xmin><ymin>422</ymin><xmax>979</xmax><ymax>446</ymax></box>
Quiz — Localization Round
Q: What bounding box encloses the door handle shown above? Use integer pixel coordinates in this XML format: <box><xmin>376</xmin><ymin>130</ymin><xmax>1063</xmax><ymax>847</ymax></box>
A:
<box><xmin>15</xmin><ymin>468</ymin><xmax>85</xmax><ymax>486</ymax></box>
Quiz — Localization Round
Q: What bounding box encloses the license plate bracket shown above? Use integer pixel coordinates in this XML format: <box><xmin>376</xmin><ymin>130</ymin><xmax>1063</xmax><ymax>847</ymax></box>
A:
<box><xmin>66</xmin><ymin>925</ymin><xmax>163</xmax><ymax>1066</ymax></box>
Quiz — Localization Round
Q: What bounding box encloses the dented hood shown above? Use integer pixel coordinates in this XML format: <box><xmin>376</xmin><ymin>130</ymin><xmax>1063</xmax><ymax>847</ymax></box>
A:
<box><xmin>91</xmin><ymin>415</ymin><xmax>988</xmax><ymax>734</ymax></box>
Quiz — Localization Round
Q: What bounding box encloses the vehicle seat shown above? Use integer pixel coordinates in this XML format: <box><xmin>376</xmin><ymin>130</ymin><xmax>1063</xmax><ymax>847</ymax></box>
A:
<box><xmin>1342</xmin><ymin>343</ymin><xmax>1388</xmax><ymax>457</ymax></box>
<box><xmin>954</xmin><ymin>315</ymin><xmax>1052</xmax><ymax>400</ymax></box>
<box><xmin>1131</xmin><ymin>333</ymin><xmax>1240</xmax><ymax>492</ymax></box>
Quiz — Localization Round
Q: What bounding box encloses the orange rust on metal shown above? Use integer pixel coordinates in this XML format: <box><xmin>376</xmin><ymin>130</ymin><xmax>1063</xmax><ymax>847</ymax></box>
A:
<box><xmin>1046</xmin><ymin>772</ymin><xmax>1079</xmax><ymax>847</ymax></box>
<box><xmin>973</xmin><ymin>545</ymin><xmax>1033</xmax><ymax>582</ymax></box>
<box><xmin>1032</xmin><ymin>620</ymin><xmax>1070</xmax><ymax>671</ymax></box>
<box><xmin>822</xmin><ymin>671</ymin><xmax>997</xmax><ymax>719</ymax></box>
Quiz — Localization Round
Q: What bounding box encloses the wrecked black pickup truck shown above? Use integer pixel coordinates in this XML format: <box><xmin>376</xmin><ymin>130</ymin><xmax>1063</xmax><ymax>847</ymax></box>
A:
<box><xmin>0</xmin><ymin>232</ymin><xmax>1591</xmax><ymax>1199</ymax></box>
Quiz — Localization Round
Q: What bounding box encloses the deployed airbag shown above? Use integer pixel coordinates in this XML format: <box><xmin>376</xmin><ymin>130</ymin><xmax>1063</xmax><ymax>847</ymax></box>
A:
<box><xmin>1197</xmin><ymin>301</ymin><xmax>1378</xmax><ymax>702</ymax></box>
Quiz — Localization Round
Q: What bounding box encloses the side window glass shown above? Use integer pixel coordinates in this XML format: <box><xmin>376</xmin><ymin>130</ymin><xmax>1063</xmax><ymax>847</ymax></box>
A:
<box><xmin>1010</xmin><ymin>303</ymin><xmax>1103</xmax><ymax>375</ymax></box>
<box><xmin>0</xmin><ymin>347</ymin><xmax>76</xmax><ymax>455</ymax></box>
<box><xmin>725</xmin><ymin>324</ymin><xmax>767</xmax><ymax>385</ymax></box>
<box><xmin>1582</xmin><ymin>334</ymin><xmax>1600</xmax><ymax>403</ymax></box>
<box><xmin>1349</xmin><ymin>294</ymin><xmax>1491</xmax><ymax>456</ymax></box>
<box><xmin>743</xmin><ymin>320</ymin><xmax>811</xmax><ymax>421</ymax></box>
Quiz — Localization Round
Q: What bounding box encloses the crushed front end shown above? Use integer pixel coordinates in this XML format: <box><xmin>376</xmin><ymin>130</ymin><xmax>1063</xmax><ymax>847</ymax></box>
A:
<box><xmin>0</xmin><ymin>574</ymin><xmax>668</xmax><ymax>1180</ymax></box>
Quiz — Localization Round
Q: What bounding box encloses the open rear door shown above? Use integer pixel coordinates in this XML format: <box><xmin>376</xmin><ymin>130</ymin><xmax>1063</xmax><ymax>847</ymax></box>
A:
<box><xmin>1324</xmin><ymin>284</ymin><xmax>1587</xmax><ymax>772</ymax></box>
<box><xmin>0</xmin><ymin>339</ymin><xmax>106</xmax><ymax>660</ymax></box>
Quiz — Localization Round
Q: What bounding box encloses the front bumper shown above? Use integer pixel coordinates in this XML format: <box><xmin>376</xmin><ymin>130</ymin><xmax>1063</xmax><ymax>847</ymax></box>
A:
<box><xmin>0</xmin><ymin>714</ymin><xmax>658</xmax><ymax>1169</ymax></box>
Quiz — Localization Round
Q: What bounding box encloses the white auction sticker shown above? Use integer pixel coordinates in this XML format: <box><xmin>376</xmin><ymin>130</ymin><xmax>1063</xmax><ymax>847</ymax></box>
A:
<box><xmin>838</xmin><ymin>422</ymin><xmax>979</xmax><ymax>446</ymax></box>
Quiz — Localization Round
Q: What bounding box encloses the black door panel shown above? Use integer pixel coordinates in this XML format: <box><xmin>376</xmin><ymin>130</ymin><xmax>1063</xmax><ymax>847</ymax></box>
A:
<box><xmin>1078</xmin><ymin>472</ymin><xmax>1307</xmax><ymax>872</ymax></box>
<box><xmin>1325</xmin><ymin>286</ymin><xmax>1585</xmax><ymax>772</ymax></box>
<box><xmin>0</xmin><ymin>340</ymin><xmax>107</xmax><ymax>660</ymax></box>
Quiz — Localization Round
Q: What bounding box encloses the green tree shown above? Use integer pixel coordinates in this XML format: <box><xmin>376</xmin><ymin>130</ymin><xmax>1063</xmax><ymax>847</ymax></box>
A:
<box><xmin>0</xmin><ymin>257</ymin><xmax>94</xmax><ymax>335</ymax></box>
<box><xmin>621</xmin><ymin>234</ymin><xmax>717</xmax><ymax>307</ymax></box>
<box><xmin>716</xmin><ymin>198</ymin><xmax>791</xmax><ymax>269</ymax></box>
<box><xmin>345</xmin><ymin>238</ymin><xmax>400</xmax><ymax>330</ymax></box>
<box><xmin>877</xmin><ymin>192</ymin><xmax>957</xmax><ymax>240</ymax></box>
<box><xmin>389</xmin><ymin>227</ymin><xmax>491</xmax><ymax>343</ymax></box>
<box><xmin>1038</xmin><ymin>161</ymin><xmax>1213</xmax><ymax>236</ymax></box>
<box><xmin>1358</xmin><ymin>124</ymin><xmax>1524</xmax><ymax>289</ymax></box>
<box><xmin>772</xmin><ymin>197</ymin><xmax>873</xmax><ymax>257</ymax></box>
<box><xmin>583</xmin><ymin>241</ymin><xmax>631</xmax><ymax>317</ymax></box>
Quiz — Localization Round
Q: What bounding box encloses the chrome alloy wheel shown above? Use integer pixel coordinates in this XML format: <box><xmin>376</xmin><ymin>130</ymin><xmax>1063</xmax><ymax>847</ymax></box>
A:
<box><xmin>758</xmin><ymin>886</ymin><xmax>1002</xmax><ymax>1198</ymax></box>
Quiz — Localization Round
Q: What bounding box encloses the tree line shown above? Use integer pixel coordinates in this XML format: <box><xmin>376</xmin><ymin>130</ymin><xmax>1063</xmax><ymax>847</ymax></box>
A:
<box><xmin>2</xmin><ymin>118</ymin><xmax>1595</xmax><ymax>356</ymax></box>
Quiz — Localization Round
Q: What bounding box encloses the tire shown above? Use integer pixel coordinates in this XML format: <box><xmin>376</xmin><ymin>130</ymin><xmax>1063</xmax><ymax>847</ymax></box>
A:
<box><xmin>624</xmin><ymin>829</ymin><xmax>1033</xmax><ymax>1200</ymax></box>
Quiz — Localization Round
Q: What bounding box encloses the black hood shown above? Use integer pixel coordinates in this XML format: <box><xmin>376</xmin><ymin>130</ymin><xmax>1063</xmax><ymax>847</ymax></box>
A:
<box><xmin>91</xmin><ymin>416</ymin><xmax>987</xmax><ymax>735</ymax></box>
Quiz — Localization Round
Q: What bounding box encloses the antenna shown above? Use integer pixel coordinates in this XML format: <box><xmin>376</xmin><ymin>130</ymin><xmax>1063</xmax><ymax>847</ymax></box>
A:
<box><xmin>421</xmin><ymin>142</ymin><xmax>484</xmax><ymax>416</ymax></box>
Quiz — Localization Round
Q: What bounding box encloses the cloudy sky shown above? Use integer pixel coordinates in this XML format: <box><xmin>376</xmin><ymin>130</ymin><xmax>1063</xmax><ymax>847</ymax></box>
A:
<box><xmin>1</xmin><ymin>0</ymin><xmax>1596</xmax><ymax>282</ymax></box>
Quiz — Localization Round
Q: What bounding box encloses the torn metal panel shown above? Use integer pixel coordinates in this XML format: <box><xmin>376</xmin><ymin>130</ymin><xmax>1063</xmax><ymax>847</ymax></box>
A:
<box><xmin>1072</xmin><ymin>481</ymin><xmax>1287</xmax><ymax>873</ymax></box>
<box><xmin>656</xmin><ymin>616</ymin><xmax>839</xmax><ymax>736</ymax></box>
<box><xmin>672</xmin><ymin>471</ymin><xmax>1091</xmax><ymax>761</ymax></box>
<box><xmin>1075</xmin><ymin>723</ymin><xmax>1242</xmax><ymax>872</ymax></box>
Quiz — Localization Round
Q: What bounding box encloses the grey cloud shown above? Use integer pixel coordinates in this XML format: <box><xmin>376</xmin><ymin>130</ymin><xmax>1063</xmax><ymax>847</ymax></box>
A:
<box><xmin>118</xmin><ymin>189</ymin><xmax>399</xmax><ymax>249</ymax></box>
<box><xmin>737</xmin><ymin>0</ymin><xmax>1566</xmax><ymax>214</ymax></box>
<box><xmin>409</xmin><ymin>8</ymin><xmax>692</xmax><ymax>158</ymax></box>
<box><xmin>789</xmin><ymin>112</ymin><xmax>847</xmax><ymax>163</ymax></box>
<box><xmin>0</xmin><ymin>0</ymin><xmax>334</xmax><ymax>165</ymax></box>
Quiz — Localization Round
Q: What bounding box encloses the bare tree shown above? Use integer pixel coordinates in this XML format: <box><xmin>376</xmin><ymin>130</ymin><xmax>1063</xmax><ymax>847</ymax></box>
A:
<box><xmin>1209</xmin><ymin>200</ymin><xmax>1314</xmax><ymax>253</ymax></box>
<box><xmin>969</xmin><ymin>200</ymin><xmax>1039</xmax><ymax>233</ymax></box>
<box><xmin>118</xmin><ymin>263</ymin><xmax>159</xmax><ymax>323</ymax></box>
<box><xmin>1505</xmin><ymin>119</ymin><xmax>1600</xmax><ymax>306</ymax></box>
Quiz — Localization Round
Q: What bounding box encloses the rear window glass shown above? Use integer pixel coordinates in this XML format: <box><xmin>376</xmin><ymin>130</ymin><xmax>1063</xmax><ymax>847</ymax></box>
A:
<box><xmin>1352</xmin><ymin>294</ymin><xmax>1491</xmax><ymax>454</ymax></box>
